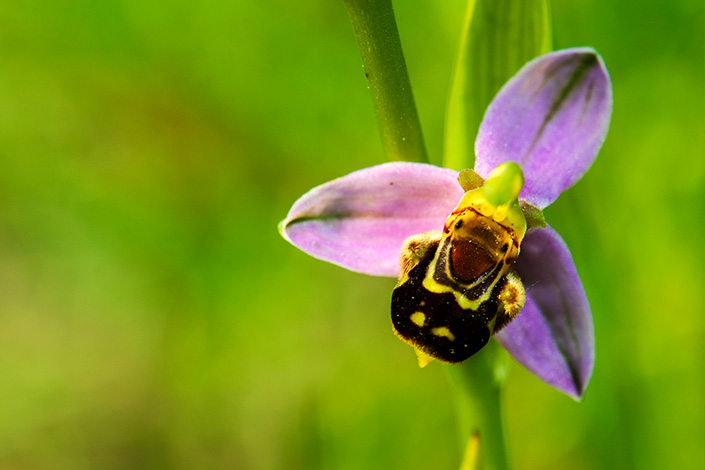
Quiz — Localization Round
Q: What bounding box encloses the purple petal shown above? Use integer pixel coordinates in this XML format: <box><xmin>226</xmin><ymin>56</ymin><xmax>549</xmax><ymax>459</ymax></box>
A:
<box><xmin>475</xmin><ymin>48</ymin><xmax>613</xmax><ymax>208</ymax></box>
<box><xmin>495</xmin><ymin>226</ymin><xmax>594</xmax><ymax>399</ymax></box>
<box><xmin>280</xmin><ymin>162</ymin><xmax>463</xmax><ymax>277</ymax></box>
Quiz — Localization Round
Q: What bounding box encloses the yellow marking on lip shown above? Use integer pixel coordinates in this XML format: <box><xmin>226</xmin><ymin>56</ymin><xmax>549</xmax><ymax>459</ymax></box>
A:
<box><xmin>432</xmin><ymin>326</ymin><xmax>455</xmax><ymax>341</ymax></box>
<box><xmin>410</xmin><ymin>311</ymin><xmax>426</xmax><ymax>327</ymax></box>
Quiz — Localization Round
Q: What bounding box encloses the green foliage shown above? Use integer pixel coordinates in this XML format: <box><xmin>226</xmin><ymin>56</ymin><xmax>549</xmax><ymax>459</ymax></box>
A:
<box><xmin>0</xmin><ymin>0</ymin><xmax>702</xmax><ymax>469</ymax></box>
<box><xmin>444</xmin><ymin>0</ymin><xmax>551</xmax><ymax>170</ymax></box>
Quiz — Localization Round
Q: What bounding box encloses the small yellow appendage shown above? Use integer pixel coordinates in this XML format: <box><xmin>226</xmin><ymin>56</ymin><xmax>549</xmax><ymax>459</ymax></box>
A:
<box><xmin>415</xmin><ymin>348</ymin><xmax>435</xmax><ymax>368</ymax></box>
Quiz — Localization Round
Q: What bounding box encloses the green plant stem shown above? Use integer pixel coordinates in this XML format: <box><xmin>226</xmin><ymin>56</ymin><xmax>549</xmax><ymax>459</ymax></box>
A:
<box><xmin>343</xmin><ymin>0</ymin><xmax>428</xmax><ymax>162</ymax></box>
<box><xmin>447</xmin><ymin>341</ymin><xmax>510</xmax><ymax>470</ymax></box>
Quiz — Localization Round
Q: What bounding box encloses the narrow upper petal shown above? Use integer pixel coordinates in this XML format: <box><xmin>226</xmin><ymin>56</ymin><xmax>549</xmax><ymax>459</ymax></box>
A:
<box><xmin>474</xmin><ymin>48</ymin><xmax>612</xmax><ymax>208</ymax></box>
<box><xmin>495</xmin><ymin>226</ymin><xmax>594</xmax><ymax>399</ymax></box>
<box><xmin>280</xmin><ymin>162</ymin><xmax>463</xmax><ymax>277</ymax></box>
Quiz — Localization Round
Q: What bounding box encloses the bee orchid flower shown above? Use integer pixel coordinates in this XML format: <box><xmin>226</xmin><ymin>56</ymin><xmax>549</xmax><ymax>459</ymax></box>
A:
<box><xmin>279</xmin><ymin>48</ymin><xmax>612</xmax><ymax>400</ymax></box>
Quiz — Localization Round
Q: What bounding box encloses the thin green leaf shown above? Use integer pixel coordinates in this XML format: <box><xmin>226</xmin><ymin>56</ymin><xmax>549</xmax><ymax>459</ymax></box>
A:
<box><xmin>443</xmin><ymin>0</ymin><xmax>552</xmax><ymax>170</ymax></box>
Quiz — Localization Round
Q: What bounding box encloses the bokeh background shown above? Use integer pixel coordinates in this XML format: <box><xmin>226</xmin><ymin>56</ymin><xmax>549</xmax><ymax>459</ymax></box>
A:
<box><xmin>1</xmin><ymin>0</ymin><xmax>703</xmax><ymax>469</ymax></box>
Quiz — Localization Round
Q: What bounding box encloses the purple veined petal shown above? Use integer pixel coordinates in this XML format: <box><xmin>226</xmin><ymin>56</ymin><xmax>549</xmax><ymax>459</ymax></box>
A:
<box><xmin>495</xmin><ymin>226</ymin><xmax>594</xmax><ymax>400</ymax></box>
<box><xmin>280</xmin><ymin>162</ymin><xmax>463</xmax><ymax>277</ymax></box>
<box><xmin>475</xmin><ymin>48</ymin><xmax>613</xmax><ymax>209</ymax></box>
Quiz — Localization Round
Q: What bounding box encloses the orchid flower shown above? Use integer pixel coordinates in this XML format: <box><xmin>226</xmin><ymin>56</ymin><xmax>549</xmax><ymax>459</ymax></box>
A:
<box><xmin>279</xmin><ymin>48</ymin><xmax>612</xmax><ymax>400</ymax></box>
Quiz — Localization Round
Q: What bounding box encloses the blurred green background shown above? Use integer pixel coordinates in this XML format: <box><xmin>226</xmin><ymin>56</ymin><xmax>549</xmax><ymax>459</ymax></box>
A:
<box><xmin>0</xmin><ymin>0</ymin><xmax>703</xmax><ymax>469</ymax></box>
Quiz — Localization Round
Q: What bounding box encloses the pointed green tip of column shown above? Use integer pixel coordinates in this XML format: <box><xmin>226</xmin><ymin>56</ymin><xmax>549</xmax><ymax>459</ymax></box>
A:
<box><xmin>483</xmin><ymin>162</ymin><xmax>524</xmax><ymax>206</ymax></box>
